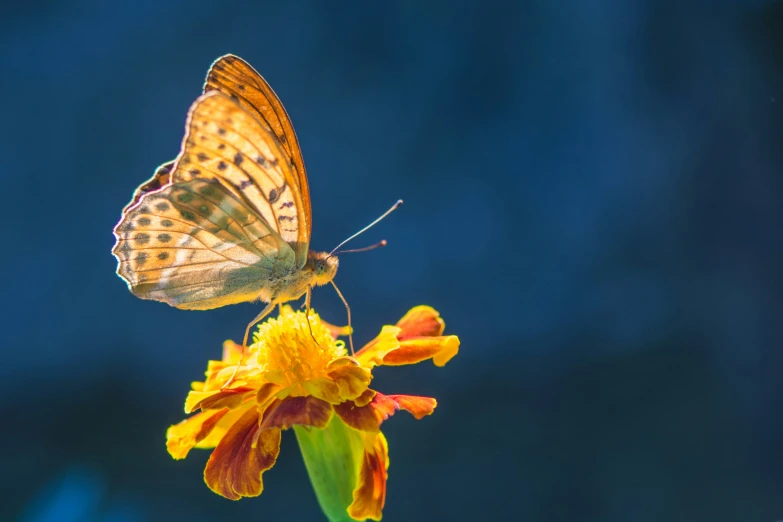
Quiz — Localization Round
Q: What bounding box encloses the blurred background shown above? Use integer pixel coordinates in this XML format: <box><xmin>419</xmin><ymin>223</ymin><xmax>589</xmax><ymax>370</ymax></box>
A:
<box><xmin>2</xmin><ymin>1</ymin><xmax>782</xmax><ymax>521</ymax></box>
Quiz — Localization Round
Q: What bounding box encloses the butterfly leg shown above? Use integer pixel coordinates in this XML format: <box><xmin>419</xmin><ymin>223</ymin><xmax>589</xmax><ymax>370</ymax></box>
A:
<box><xmin>243</xmin><ymin>302</ymin><xmax>276</xmax><ymax>348</ymax></box>
<box><xmin>330</xmin><ymin>280</ymin><xmax>354</xmax><ymax>354</ymax></box>
<box><xmin>222</xmin><ymin>302</ymin><xmax>275</xmax><ymax>389</ymax></box>
<box><xmin>304</xmin><ymin>286</ymin><xmax>326</xmax><ymax>351</ymax></box>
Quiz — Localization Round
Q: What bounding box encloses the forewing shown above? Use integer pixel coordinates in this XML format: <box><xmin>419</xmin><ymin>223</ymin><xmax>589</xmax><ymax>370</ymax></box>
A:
<box><xmin>204</xmin><ymin>55</ymin><xmax>311</xmax><ymax>255</ymax></box>
<box><xmin>113</xmin><ymin>177</ymin><xmax>295</xmax><ymax>310</ymax></box>
<box><xmin>170</xmin><ymin>90</ymin><xmax>310</xmax><ymax>267</ymax></box>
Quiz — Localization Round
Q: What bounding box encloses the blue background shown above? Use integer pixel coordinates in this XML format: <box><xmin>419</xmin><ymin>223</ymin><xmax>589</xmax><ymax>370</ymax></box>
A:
<box><xmin>2</xmin><ymin>1</ymin><xmax>783</xmax><ymax>521</ymax></box>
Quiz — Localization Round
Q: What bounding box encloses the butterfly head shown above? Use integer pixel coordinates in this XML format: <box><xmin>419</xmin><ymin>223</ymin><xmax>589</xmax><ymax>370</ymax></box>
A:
<box><xmin>307</xmin><ymin>251</ymin><xmax>339</xmax><ymax>286</ymax></box>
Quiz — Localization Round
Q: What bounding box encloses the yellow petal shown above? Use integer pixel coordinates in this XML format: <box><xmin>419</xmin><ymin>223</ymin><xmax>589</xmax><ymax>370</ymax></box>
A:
<box><xmin>166</xmin><ymin>407</ymin><xmax>230</xmax><ymax>460</ymax></box>
<box><xmin>354</xmin><ymin>326</ymin><xmax>401</xmax><ymax>368</ymax></box>
<box><xmin>303</xmin><ymin>377</ymin><xmax>343</xmax><ymax>404</ymax></box>
<box><xmin>184</xmin><ymin>387</ymin><xmax>254</xmax><ymax>414</ymax></box>
<box><xmin>194</xmin><ymin>404</ymin><xmax>254</xmax><ymax>450</ymax></box>
<box><xmin>432</xmin><ymin>335</ymin><xmax>460</xmax><ymax>367</ymax></box>
<box><xmin>327</xmin><ymin>359</ymin><xmax>373</xmax><ymax>401</ymax></box>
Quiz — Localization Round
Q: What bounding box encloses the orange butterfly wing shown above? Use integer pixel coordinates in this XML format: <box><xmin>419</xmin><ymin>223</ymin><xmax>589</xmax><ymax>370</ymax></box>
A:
<box><xmin>114</xmin><ymin>88</ymin><xmax>309</xmax><ymax>310</ymax></box>
<box><xmin>204</xmin><ymin>54</ymin><xmax>311</xmax><ymax>266</ymax></box>
<box><xmin>123</xmin><ymin>160</ymin><xmax>174</xmax><ymax>212</ymax></box>
<box><xmin>113</xmin><ymin>177</ymin><xmax>293</xmax><ymax>310</ymax></box>
<box><xmin>169</xmin><ymin>91</ymin><xmax>307</xmax><ymax>266</ymax></box>
<box><xmin>113</xmin><ymin>57</ymin><xmax>315</xmax><ymax>311</ymax></box>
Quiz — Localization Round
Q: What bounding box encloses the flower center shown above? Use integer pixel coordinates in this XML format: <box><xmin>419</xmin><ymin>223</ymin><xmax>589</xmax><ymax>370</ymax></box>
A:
<box><xmin>249</xmin><ymin>308</ymin><xmax>346</xmax><ymax>390</ymax></box>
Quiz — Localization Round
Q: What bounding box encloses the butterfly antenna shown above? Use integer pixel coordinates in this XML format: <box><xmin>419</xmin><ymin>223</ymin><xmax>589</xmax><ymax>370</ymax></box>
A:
<box><xmin>328</xmin><ymin>200</ymin><xmax>402</xmax><ymax>258</ymax></box>
<box><xmin>334</xmin><ymin>239</ymin><xmax>387</xmax><ymax>255</ymax></box>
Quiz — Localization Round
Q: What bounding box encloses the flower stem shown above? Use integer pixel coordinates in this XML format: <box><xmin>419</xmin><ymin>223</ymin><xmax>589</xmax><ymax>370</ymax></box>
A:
<box><xmin>295</xmin><ymin>416</ymin><xmax>364</xmax><ymax>522</ymax></box>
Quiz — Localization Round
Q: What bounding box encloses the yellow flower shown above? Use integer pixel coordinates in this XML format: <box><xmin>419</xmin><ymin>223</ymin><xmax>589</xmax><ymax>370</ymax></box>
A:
<box><xmin>166</xmin><ymin>305</ymin><xmax>459</xmax><ymax>520</ymax></box>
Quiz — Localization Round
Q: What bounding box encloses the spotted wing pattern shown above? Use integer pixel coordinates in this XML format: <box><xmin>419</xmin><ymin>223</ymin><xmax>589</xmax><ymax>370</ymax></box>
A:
<box><xmin>204</xmin><ymin>54</ymin><xmax>311</xmax><ymax>262</ymax></box>
<box><xmin>113</xmin><ymin>177</ymin><xmax>295</xmax><ymax>310</ymax></box>
<box><xmin>123</xmin><ymin>160</ymin><xmax>174</xmax><ymax>212</ymax></box>
<box><xmin>170</xmin><ymin>91</ymin><xmax>309</xmax><ymax>268</ymax></box>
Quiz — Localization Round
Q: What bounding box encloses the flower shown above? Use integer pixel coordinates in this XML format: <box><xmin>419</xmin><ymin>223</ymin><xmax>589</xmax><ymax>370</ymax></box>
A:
<box><xmin>166</xmin><ymin>305</ymin><xmax>459</xmax><ymax>520</ymax></box>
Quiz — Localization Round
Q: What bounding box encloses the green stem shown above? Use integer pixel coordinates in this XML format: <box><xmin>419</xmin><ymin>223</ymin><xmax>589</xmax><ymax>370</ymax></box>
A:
<box><xmin>294</xmin><ymin>416</ymin><xmax>364</xmax><ymax>522</ymax></box>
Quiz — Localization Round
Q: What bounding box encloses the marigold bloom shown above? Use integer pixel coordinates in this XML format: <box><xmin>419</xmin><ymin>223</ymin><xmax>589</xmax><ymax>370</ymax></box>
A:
<box><xmin>166</xmin><ymin>305</ymin><xmax>459</xmax><ymax>520</ymax></box>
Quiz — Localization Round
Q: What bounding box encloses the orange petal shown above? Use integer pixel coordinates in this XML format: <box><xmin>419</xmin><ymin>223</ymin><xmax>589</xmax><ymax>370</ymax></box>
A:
<box><xmin>381</xmin><ymin>336</ymin><xmax>459</xmax><ymax>367</ymax></box>
<box><xmin>260</xmin><ymin>396</ymin><xmax>333</xmax><ymax>430</ymax></box>
<box><xmin>354</xmin><ymin>326</ymin><xmax>402</xmax><ymax>368</ymax></box>
<box><xmin>203</xmin><ymin>406</ymin><xmax>281</xmax><ymax>500</ymax></box>
<box><xmin>334</xmin><ymin>392</ymin><xmax>437</xmax><ymax>432</ymax></box>
<box><xmin>396</xmin><ymin>305</ymin><xmax>445</xmax><ymax>339</ymax></box>
<box><xmin>334</xmin><ymin>392</ymin><xmax>398</xmax><ymax>432</ymax></box>
<box><xmin>348</xmin><ymin>432</ymin><xmax>389</xmax><ymax>521</ymax></box>
<box><xmin>327</xmin><ymin>358</ymin><xmax>373</xmax><ymax>400</ymax></box>
<box><xmin>255</xmin><ymin>382</ymin><xmax>281</xmax><ymax>407</ymax></box>
<box><xmin>354</xmin><ymin>388</ymin><xmax>377</xmax><ymax>407</ymax></box>
<box><xmin>387</xmin><ymin>395</ymin><xmax>437</xmax><ymax>419</ymax></box>
<box><xmin>184</xmin><ymin>387</ymin><xmax>255</xmax><ymax>414</ymax></box>
<box><xmin>166</xmin><ymin>407</ymin><xmax>230</xmax><ymax>460</ymax></box>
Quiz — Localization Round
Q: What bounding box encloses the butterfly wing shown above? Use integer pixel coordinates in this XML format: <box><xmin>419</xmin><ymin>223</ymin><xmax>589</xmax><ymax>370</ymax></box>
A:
<box><xmin>204</xmin><ymin>54</ymin><xmax>311</xmax><ymax>264</ymax></box>
<box><xmin>113</xmin><ymin>177</ymin><xmax>295</xmax><ymax>310</ymax></box>
<box><xmin>123</xmin><ymin>160</ymin><xmax>175</xmax><ymax>212</ymax></box>
<box><xmin>169</xmin><ymin>91</ymin><xmax>310</xmax><ymax>270</ymax></box>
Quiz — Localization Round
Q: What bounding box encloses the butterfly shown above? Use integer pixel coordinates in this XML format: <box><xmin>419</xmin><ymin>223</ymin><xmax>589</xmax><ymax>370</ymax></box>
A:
<box><xmin>112</xmin><ymin>55</ymin><xmax>398</xmax><ymax>351</ymax></box>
